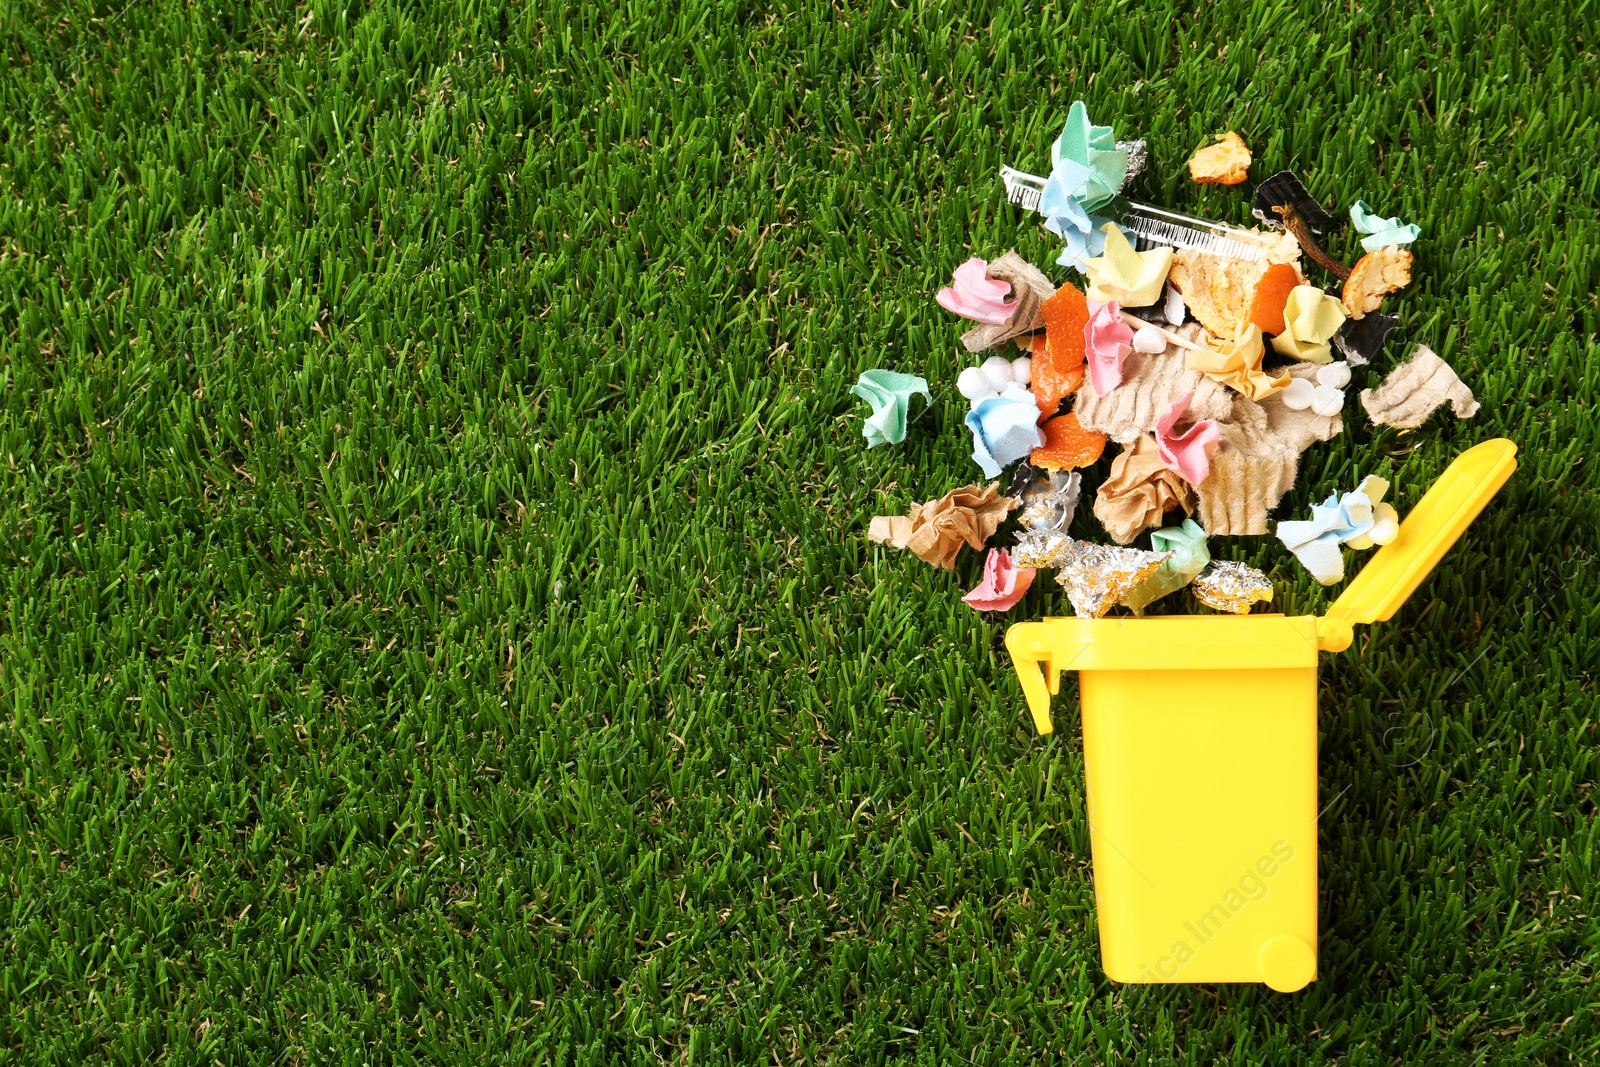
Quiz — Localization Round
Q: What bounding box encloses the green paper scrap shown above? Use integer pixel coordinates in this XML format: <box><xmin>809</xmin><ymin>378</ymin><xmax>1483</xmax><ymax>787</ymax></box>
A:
<box><xmin>1349</xmin><ymin>200</ymin><xmax>1420</xmax><ymax>254</ymax></box>
<box><xmin>1121</xmin><ymin>519</ymin><xmax>1210</xmax><ymax>615</ymax></box>
<box><xmin>1050</xmin><ymin>101</ymin><xmax>1129</xmax><ymax>214</ymax></box>
<box><xmin>851</xmin><ymin>369</ymin><xmax>930</xmax><ymax>448</ymax></box>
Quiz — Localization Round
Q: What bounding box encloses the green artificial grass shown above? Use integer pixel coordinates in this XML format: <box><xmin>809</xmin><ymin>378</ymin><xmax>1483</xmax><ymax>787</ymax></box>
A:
<box><xmin>1</xmin><ymin>0</ymin><xmax>1597</xmax><ymax>1062</ymax></box>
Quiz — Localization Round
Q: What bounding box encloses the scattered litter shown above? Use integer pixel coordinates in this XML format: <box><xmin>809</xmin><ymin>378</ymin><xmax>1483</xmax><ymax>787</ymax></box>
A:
<box><xmin>1276</xmin><ymin>475</ymin><xmax>1399</xmax><ymax>584</ymax></box>
<box><xmin>1192</xmin><ymin>561</ymin><xmax>1275</xmax><ymax>613</ymax></box>
<box><xmin>1083</xmin><ymin>224</ymin><xmax>1174</xmax><ymax>308</ymax></box>
<box><xmin>1085</xmin><ymin>300</ymin><xmax>1135</xmax><ymax>394</ymax></box>
<box><xmin>966</xmin><ymin>383</ymin><xmax>1046</xmax><ymax>477</ymax></box>
<box><xmin>1331</xmin><ymin>310</ymin><xmax>1397</xmax><ymax>366</ymax></box>
<box><xmin>1342</xmin><ymin>247</ymin><xmax>1413</xmax><ymax>319</ymax></box>
<box><xmin>886</xmin><ymin>105</ymin><xmax>1484</xmax><ymax>625</ymax></box>
<box><xmin>1349</xmin><ymin>200</ymin><xmax>1420</xmax><ymax>253</ymax></box>
<box><xmin>1032</xmin><ymin>412</ymin><xmax>1108</xmax><ymax>470</ymax></box>
<box><xmin>1188</xmin><ymin>324</ymin><xmax>1292</xmax><ymax>400</ymax></box>
<box><xmin>851</xmin><ymin>370</ymin><xmax>930</xmax><ymax>448</ymax></box>
<box><xmin>957</xmin><ymin>252</ymin><xmax>1057</xmax><ymax>351</ymax></box>
<box><xmin>1132</xmin><ymin>325</ymin><xmax>1167</xmax><ymax>353</ymax></box>
<box><xmin>958</xmin><ymin>353</ymin><xmax>1033</xmax><ymax>408</ymax></box>
<box><xmin>869</xmin><ymin>482</ymin><xmax>1017</xmax><ymax>570</ymax></box>
<box><xmin>1359</xmin><ymin>344</ymin><xmax>1479</xmax><ymax>428</ymax></box>
<box><xmin>1033</xmin><ymin>283</ymin><xmax>1090</xmax><ymax>417</ymax></box>
<box><xmin>1015</xmin><ymin>468</ymin><xmax>1082</xmax><ymax>533</ymax></box>
<box><xmin>1093</xmin><ymin>435</ymin><xmax>1194</xmax><ymax>544</ymax></box>
<box><xmin>1155</xmin><ymin>391</ymin><xmax>1222</xmax><ymax>485</ymax></box>
<box><xmin>1187</xmin><ymin>131</ymin><xmax>1252</xmax><ymax>185</ymax></box>
<box><xmin>1270</xmin><ymin>285</ymin><xmax>1347</xmax><ymax>363</ymax></box>
<box><xmin>1279</xmin><ymin>361</ymin><xmax>1350</xmax><ymax>417</ymax></box>
<box><xmin>1057</xmin><ymin>543</ymin><xmax>1173</xmax><ymax>618</ymax></box>
<box><xmin>1076</xmin><ymin>323</ymin><xmax>1234</xmax><ymax>443</ymax></box>
<box><xmin>963</xmin><ymin>548</ymin><xmax>1036</xmax><ymax>612</ymax></box>
<box><xmin>1252</xmin><ymin>170</ymin><xmax>1349</xmax><ymax>278</ymax></box>
<box><xmin>938</xmin><ymin>257</ymin><xmax>1017</xmax><ymax>325</ymax></box>
<box><xmin>1122</xmin><ymin>519</ymin><xmax>1210</xmax><ymax>614</ymax></box>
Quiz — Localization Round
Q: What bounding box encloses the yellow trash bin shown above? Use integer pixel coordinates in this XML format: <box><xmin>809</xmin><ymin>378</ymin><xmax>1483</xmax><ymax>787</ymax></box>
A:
<box><xmin>1005</xmin><ymin>439</ymin><xmax>1517</xmax><ymax>992</ymax></box>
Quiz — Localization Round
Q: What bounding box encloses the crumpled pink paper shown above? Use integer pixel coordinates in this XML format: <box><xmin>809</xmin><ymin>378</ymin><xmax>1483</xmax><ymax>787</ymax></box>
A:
<box><xmin>1085</xmin><ymin>299</ymin><xmax>1134</xmax><ymax>395</ymax></box>
<box><xmin>1155</xmin><ymin>391</ymin><xmax>1221</xmax><ymax>485</ymax></box>
<box><xmin>962</xmin><ymin>548</ymin><xmax>1036</xmax><ymax>612</ymax></box>
<box><xmin>937</xmin><ymin>258</ymin><xmax>1017</xmax><ymax>326</ymax></box>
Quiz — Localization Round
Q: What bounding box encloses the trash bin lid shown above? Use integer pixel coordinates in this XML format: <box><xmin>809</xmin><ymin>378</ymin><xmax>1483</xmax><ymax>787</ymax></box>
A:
<box><xmin>1327</xmin><ymin>438</ymin><xmax>1516</xmax><ymax>627</ymax></box>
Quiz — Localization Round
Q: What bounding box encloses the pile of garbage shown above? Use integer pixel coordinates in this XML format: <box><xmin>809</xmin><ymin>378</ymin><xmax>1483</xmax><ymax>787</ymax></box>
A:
<box><xmin>853</xmin><ymin>103</ymin><xmax>1480</xmax><ymax>617</ymax></box>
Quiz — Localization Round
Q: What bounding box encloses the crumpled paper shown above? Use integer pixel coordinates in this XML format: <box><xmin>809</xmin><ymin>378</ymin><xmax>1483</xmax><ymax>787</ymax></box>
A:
<box><xmin>966</xmin><ymin>382</ymin><xmax>1045</xmax><ymax>478</ymax></box>
<box><xmin>963</xmin><ymin>548</ymin><xmax>1035</xmax><ymax>612</ymax></box>
<box><xmin>1075</xmin><ymin>322</ymin><xmax>1234</xmax><ymax>443</ymax></box>
<box><xmin>1187</xmin><ymin>324</ymin><xmax>1291</xmax><ymax>401</ymax></box>
<box><xmin>1359</xmin><ymin>344</ymin><xmax>1480</xmax><ymax>429</ymax></box>
<box><xmin>1122</xmin><ymin>519</ymin><xmax>1210</xmax><ymax>614</ymax></box>
<box><xmin>937</xmin><ymin>257</ymin><xmax>1016</xmax><ymax>325</ymax></box>
<box><xmin>1083</xmin><ymin>224</ymin><xmax>1174</xmax><ymax>308</ymax></box>
<box><xmin>1047</xmin><ymin>100</ymin><xmax>1129</xmax><ymax>213</ymax></box>
<box><xmin>1350</xmin><ymin>200</ymin><xmax>1420</xmax><ymax>253</ymax></box>
<box><xmin>1085</xmin><ymin>299</ymin><xmax>1134</xmax><ymax>394</ymax></box>
<box><xmin>1276</xmin><ymin>474</ymin><xmax>1399</xmax><ymax>584</ymax></box>
<box><xmin>869</xmin><ymin>482</ymin><xmax>1017</xmax><ymax>570</ymax></box>
<box><xmin>1156</xmin><ymin>391</ymin><xmax>1222</xmax><ymax>485</ymax></box>
<box><xmin>1039</xmin><ymin>102</ymin><xmax>1133</xmax><ymax>271</ymax></box>
<box><xmin>850</xmin><ymin>370</ymin><xmax>930</xmax><ymax>448</ymax></box>
<box><xmin>958</xmin><ymin>252</ymin><xmax>1057</xmax><ymax>351</ymax></box>
<box><xmin>1093</xmin><ymin>434</ymin><xmax>1195</xmax><ymax>544</ymax></box>
<box><xmin>1270</xmin><ymin>285</ymin><xmax>1347</xmax><ymax>363</ymax></box>
<box><xmin>1057</xmin><ymin>543</ymin><xmax>1172</xmax><ymax>618</ymax></box>
<box><xmin>1192</xmin><ymin>561</ymin><xmax>1274</xmax><ymax>613</ymax></box>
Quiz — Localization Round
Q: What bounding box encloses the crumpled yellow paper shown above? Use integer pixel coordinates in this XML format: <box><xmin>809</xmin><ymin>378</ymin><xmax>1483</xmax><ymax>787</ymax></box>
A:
<box><xmin>1083</xmin><ymin>224</ymin><xmax>1173</xmax><ymax>308</ymax></box>
<box><xmin>1186</xmin><ymin>323</ymin><xmax>1290</xmax><ymax>401</ymax></box>
<box><xmin>1269</xmin><ymin>285</ymin><xmax>1346</xmax><ymax>363</ymax></box>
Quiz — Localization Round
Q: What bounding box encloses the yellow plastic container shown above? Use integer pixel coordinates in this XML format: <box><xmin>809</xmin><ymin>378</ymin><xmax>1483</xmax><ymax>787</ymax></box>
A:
<box><xmin>1004</xmin><ymin>439</ymin><xmax>1517</xmax><ymax>992</ymax></box>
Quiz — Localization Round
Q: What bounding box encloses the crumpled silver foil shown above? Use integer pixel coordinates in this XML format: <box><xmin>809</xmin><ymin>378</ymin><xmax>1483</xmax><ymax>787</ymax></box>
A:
<box><xmin>1192</xmin><ymin>561</ymin><xmax>1275</xmax><ymax>614</ymax></box>
<box><xmin>1056</xmin><ymin>544</ymin><xmax>1172</xmax><ymax>618</ymax></box>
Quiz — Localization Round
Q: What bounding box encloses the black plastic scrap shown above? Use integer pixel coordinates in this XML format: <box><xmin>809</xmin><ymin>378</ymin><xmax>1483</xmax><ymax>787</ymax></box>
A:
<box><xmin>1253</xmin><ymin>170</ymin><xmax>1350</xmax><ymax>280</ymax></box>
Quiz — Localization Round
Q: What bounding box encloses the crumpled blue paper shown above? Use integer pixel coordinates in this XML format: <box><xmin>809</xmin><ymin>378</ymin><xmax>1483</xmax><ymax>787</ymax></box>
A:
<box><xmin>1039</xmin><ymin>101</ymin><xmax>1133</xmax><ymax>270</ymax></box>
<box><xmin>850</xmin><ymin>369</ymin><xmax>929</xmax><ymax>448</ymax></box>
<box><xmin>965</xmin><ymin>382</ymin><xmax>1043</xmax><ymax>478</ymax></box>
<box><xmin>1350</xmin><ymin>200</ymin><xmax>1420</xmax><ymax>253</ymax></box>
<box><xmin>1276</xmin><ymin>475</ymin><xmax>1390</xmax><ymax>585</ymax></box>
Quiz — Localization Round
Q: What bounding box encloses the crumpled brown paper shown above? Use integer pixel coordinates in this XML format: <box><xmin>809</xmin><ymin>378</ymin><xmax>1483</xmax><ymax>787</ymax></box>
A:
<box><xmin>960</xmin><ymin>252</ymin><xmax>1057</xmax><ymax>352</ymax></box>
<box><xmin>1359</xmin><ymin>344</ymin><xmax>1479</xmax><ymax>429</ymax></box>
<box><xmin>1092</xmin><ymin>435</ymin><xmax>1195</xmax><ymax>544</ymax></box>
<box><xmin>1074</xmin><ymin>322</ymin><xmax>1234</xmax><ymax>443</ymax></box>
<box><xmin>869</xmin><ymin>482</ymin><xmax>1017</xmax><ymax>569</ymax></box>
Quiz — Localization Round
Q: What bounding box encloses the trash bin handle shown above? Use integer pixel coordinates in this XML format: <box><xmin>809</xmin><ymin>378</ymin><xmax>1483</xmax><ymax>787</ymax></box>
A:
<box><xmin>1006</xmin><ymin>622</ymin><xmax>1064</xmax><ymax>735</ymax></box>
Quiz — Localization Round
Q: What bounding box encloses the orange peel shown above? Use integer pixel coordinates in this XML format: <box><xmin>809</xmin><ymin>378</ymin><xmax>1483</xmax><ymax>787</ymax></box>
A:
<box><xmin>1031</xmin><ymin>412</ymin><xmax>1108</xmax><ymax>470</ymax></box>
